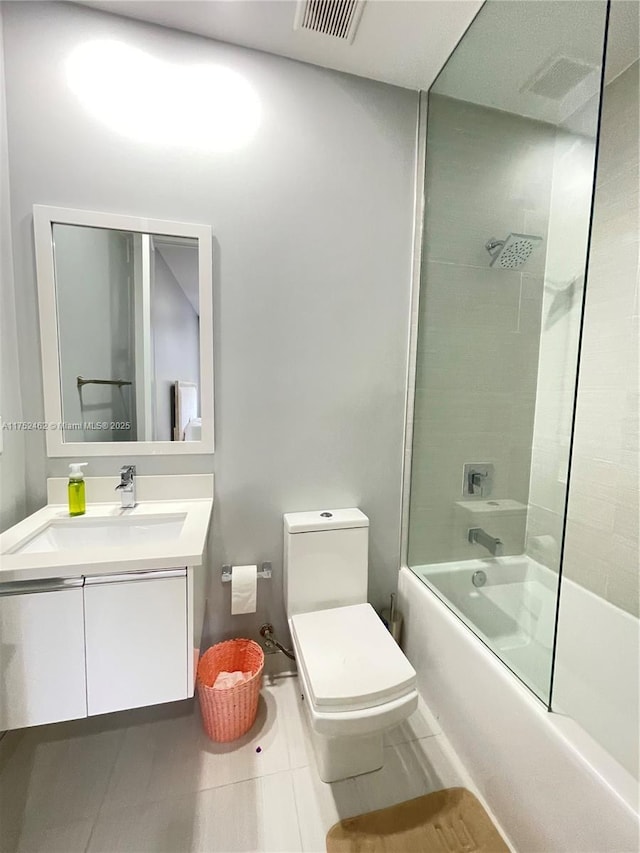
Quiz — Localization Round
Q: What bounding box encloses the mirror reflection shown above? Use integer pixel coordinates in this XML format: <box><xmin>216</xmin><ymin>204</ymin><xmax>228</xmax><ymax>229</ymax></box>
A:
<box><xmin>53</xmin><ymin>224</ymin><xmax>200</xmax><ymax>443</ymax></box>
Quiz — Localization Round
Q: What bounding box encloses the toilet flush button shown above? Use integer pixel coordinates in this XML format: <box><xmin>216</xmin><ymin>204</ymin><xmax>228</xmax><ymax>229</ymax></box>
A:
<box><xmin>320</xmin><ymin>512</ymin><xmax>333</xmax><ymax>518</ymax></box>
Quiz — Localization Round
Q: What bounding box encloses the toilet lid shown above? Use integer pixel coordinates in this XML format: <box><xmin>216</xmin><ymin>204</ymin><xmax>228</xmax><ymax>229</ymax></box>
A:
<box><xmin>290</xmin><ymin>603</ymin><xmax>416</xmax><ymax>711</ymax></box>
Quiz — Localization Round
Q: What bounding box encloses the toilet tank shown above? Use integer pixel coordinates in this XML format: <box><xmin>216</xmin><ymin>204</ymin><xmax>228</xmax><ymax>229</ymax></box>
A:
<box><xmin>284</xmin><ymin>509</ymin><xmax>369</xmax><ymax>617</ymax></box>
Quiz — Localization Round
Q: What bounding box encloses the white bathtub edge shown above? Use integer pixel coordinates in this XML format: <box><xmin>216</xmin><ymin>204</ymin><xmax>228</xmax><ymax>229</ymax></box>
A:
<box><xmin>547</xmin><ymin>711</ymin><xmax>639</xmax><ymax>817</ymax></box>
<box><xmin>398</xmin><ymin>566</ymin><xmax>640</xmax><ymax>853</ymax></box>
<box><xmin>423</xmin><ymin>715</ymin><xmax>519</xmax><ymax>852</ymax></box>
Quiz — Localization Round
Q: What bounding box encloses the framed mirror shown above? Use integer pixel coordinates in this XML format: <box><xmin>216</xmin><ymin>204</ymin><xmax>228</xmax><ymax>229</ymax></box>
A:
<box><xmin>33</xmin><ymin>205</ymin><xmax>214</xmax><ymax>456</ymax></box>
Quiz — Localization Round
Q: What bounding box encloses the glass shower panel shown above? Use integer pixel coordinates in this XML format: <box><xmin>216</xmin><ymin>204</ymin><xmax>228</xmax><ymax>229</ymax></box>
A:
<box><xmin>407</xmin><ymin>0</ymin><xmax>608</xmax><ymax>702</ymax></box>
<box><xmin>551</xmin><ymin>1</ymin><xmax>640</xmax><ymax>781</ymax></box>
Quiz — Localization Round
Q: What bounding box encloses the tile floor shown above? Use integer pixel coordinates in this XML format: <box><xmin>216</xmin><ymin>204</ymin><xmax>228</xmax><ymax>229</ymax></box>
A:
<box><xmin>0</xmin><ymin>658</ymin><xmax>477</xmax><ymax>852</ymax></box>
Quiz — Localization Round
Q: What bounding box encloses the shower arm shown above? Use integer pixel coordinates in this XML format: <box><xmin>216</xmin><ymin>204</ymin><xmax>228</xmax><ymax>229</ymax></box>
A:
<box><xmin>485</xmin><ymin>238</ymin><xmax>505</xmax><ymax>261</ymax></box>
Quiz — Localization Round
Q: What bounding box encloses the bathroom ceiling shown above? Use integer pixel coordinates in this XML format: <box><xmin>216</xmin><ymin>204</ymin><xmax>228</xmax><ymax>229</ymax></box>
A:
<box><xmin>431</xmin><ymin>0</ymin><xmax>640</xmax><ymax>124</ymax></box>
<box><xmin>73</xmin><ymin>0</ymin><xmax>484</xmax><ymax>92</ymax></box>
<box><xmin>74</xmin><ymin>0</ymin><xmax>639</xmax><ymax>112</ymax></box>
<box><xmin>605</xmin><ymin>0</ymin><xmax>640</xmax><ymax>80</ymax></box>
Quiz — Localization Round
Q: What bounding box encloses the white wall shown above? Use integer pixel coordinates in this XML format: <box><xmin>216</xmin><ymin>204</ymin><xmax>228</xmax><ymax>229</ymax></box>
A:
<box><xmin>563</xmin><ymin>60</ymin><xmax>640</xmax><ymax>617</ymax></box>
<box><xmin>2</xmin><ymin>2</ymin><xmax>417</xmax><ymax>641</ymax></box>
<box><xmin>0</xmin><ymin>4</ymin><xmax>26</xmax><ymax>533</ymax></box>
<box><xmin>152</xmin><ymin>250</ymin><xmax>200</xmax><ymax>442</ymax></box>
<box><xmin>408</xmin><ymin>95</ymin><xmax>549</xmax><ymax>564</ymax></box>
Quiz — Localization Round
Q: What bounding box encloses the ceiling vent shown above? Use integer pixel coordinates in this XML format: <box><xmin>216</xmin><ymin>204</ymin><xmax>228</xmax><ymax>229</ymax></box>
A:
<box><xmin>522</xmin><ymin>56</ymin><xmax>597</xmax><ymax>101</ymax></box>
<box><xmin>294</xmin><ymin>0</ymin><xmax>366</xmax><ymax>43</ymax></box>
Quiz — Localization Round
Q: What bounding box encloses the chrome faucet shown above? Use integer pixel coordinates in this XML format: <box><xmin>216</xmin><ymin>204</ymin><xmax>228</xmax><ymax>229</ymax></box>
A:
<box><xmin>468</xmin><ymin>527</ymin><xmax>503</xmax><ymax>557</ymax></box>
<box><xmin>115</xmin><ymin>464</ymin><xmax>136</xmax><ymax>508</ymax></box>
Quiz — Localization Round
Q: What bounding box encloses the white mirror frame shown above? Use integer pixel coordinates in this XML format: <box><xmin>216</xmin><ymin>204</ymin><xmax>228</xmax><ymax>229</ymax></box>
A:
<box><xmin>33</xmin><ymin>204</ymin><xmax>214</xmax><ymax>456</ymax></box>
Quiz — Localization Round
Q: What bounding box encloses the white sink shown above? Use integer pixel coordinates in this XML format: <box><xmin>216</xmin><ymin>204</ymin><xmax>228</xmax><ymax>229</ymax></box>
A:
<box><xmin>0</xmin><ymin>475</ymin><xmax>213</xmax><ymax>583</ymax></box>
<box><xmin>10</xmin><ymin>514</ymin><xmax>187</xmax><ymax>555</ymax></box>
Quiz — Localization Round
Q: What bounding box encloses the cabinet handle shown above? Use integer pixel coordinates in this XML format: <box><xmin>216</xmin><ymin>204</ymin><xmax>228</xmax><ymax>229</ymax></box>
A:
<box><xmin>0</xmin><ymin>577</ymin><xmax>84</xmax><ymax>596</ymax></box>
<box><xmin>84</xmin><ymin>568</ymin><xmax>186</xmax><ymax>585</ymax></box>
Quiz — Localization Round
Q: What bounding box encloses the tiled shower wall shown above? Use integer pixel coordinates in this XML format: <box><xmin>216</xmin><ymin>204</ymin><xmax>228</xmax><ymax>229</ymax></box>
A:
<box><xmin>409</xmin><ymin>76</ymin><xmax>637</xmax><ymax>593</ymax></box>
<box><xmin>524</xmin><ymin>122</ymin><xmax>598</xmax><ymax>570</ymax></box>
<box><xmin>563</xmin><ymin>61</ymin><xmax>640</xmax><ymax>617</ymax></box>
<box><xmin>409</xmin><ymin>95</ymin><xmax>551</xmax><ymax>564</ymax></box>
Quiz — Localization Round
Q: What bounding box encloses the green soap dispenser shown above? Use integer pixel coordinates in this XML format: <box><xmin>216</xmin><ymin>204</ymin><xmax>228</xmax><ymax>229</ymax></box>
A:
<box><xmin>68</xmin><ymin>463</ymin><xmax>88</xmax><ymax>516</ymax></box>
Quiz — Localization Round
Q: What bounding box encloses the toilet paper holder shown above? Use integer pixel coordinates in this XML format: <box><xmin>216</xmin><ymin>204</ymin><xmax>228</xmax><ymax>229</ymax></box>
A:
<box><xmin>221</xmin><ymin>562</ymin><xmax>272</xmax><ymax>583</ymax></box>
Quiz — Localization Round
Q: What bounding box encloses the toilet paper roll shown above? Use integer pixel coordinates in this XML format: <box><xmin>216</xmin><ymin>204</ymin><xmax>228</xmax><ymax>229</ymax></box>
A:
<box><xmin>231</xmin><ymin>565</ymin><xmax>257</xmax><ymax>615</ymax></box>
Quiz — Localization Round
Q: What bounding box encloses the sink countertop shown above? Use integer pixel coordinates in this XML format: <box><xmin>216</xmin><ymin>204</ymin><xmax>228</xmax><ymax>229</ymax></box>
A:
<box><xmin>0</xmin><ymin>498</ymin><xmax>213</xmax><ymax>583</ymax></box>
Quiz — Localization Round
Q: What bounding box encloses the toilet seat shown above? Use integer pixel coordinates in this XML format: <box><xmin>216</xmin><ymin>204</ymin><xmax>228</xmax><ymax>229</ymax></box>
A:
<box><xmin>290</xmin><ymin>603</ymin><xmax>417</xmax><ymax>713</ymax></box>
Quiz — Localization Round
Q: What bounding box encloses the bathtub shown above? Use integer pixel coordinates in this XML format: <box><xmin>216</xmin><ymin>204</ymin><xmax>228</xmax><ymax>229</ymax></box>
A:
<box><xmin>398</xmin><ymin>563</ymin><xmax>640</xmax><ymax>853</ymax></box>
<box><xmin>416</xmin><ymin>556</ymin><xmax>557</xmax><ymax>700</ymax></box>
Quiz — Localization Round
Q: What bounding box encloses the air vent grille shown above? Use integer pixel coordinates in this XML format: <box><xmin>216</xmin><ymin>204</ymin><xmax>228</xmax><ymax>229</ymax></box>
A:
<box><xmin>524</xmin><ymin>57</ymin><xmax>596</xmax><ymax>101</ymax></box>
<box><xmin>296</xmin><ymin>0</ymin><xmax>365</xmax><ymax>42</ymax></box>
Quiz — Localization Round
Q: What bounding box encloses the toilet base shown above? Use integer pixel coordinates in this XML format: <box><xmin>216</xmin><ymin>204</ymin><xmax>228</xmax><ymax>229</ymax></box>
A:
<box><xmin>309</xmin><ymin>726</ymin><xmax>384</xmax><ymax>783</ymax></box>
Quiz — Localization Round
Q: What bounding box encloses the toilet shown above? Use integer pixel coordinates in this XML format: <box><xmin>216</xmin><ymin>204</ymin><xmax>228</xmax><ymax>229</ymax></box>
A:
<box><xmin>284</xmin><ymin>508</ymin><xmax>418</xmax><ymax>782</ymax></box>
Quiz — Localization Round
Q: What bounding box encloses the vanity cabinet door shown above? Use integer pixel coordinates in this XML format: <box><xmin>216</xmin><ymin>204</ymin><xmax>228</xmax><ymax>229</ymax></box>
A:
<box><xmin>84</xmin><ymin>569</ymin><xmax>188</xmax><ymax>716</ymax></box>
<box><xmin>0</xmin><ymin>579</ymin><xmax>87</xmax><ymax>730</ymax></box>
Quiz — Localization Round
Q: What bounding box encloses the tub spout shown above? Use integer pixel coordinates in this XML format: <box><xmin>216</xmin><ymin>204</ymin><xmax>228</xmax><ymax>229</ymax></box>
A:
<box><xmin>468</xmin><ymin>527</ymin><xmax>504</xmax><ymax>556</ymax></box>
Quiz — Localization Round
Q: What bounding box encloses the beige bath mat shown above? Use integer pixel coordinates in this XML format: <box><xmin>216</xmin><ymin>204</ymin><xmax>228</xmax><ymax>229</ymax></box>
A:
<box><xmin>326</xmin><ymin>787</ymin><xmax>509</xmax><ymax>852</ymax></box>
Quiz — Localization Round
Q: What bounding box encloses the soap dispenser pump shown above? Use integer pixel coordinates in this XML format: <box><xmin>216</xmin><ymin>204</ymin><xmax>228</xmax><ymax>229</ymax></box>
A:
<box><xmin>68</xmin><ymin>463</ymin><xmax>88</xmax><ymax>517</ymax></box>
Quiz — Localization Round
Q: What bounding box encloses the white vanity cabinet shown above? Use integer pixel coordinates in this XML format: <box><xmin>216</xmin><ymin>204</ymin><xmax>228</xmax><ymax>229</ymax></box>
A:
<box><xmin>0</xmin><ymin>482</ymin><xmax>212</xmax><ymax>732</ymax></box>
<box><xmin>0</xmin><ymin>578</ymin><xmax>87</xmax><ymax>731</ymax></box>
<box><xmin>0</xmin><ymin>567</ymin><xmax>199</xmax><ymax>730</ymax></box>
<box><xmin>84</xmin><ymin>569</ymin><xmax>189</xmax><ymax>716</ymax></box>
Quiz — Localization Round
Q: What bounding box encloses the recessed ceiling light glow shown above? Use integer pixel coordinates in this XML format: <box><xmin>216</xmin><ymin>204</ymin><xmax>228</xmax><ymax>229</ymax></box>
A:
<box><xmin>66</xmin><ymin>40</ymin><xmax>262</xmax><ymax>152</ymax></box>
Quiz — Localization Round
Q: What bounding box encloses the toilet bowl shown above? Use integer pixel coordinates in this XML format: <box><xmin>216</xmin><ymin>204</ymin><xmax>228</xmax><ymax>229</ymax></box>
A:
<box><xmin>290</xmin><ymin>602</ymin><xmax>418</xmax><ymax>782</ymax></box>
<box><xmin>284</xmin><ymin>509</ymin><xmax>418</xmax><ymax>782</ymax></box>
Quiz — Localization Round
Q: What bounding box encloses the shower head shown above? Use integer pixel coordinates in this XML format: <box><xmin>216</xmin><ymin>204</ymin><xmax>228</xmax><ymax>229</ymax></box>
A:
<box><xmin>485</xmin><ymin>233</ymin><xmax>543</xmax><ymax>270</ymax></box>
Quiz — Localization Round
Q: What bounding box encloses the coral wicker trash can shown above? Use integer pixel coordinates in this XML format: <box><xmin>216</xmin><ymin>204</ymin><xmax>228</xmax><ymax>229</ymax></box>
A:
<box><xmin>196</xmin><ymin>639</ymin><xmax>264</xmax><ymax>742</ymax></box>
